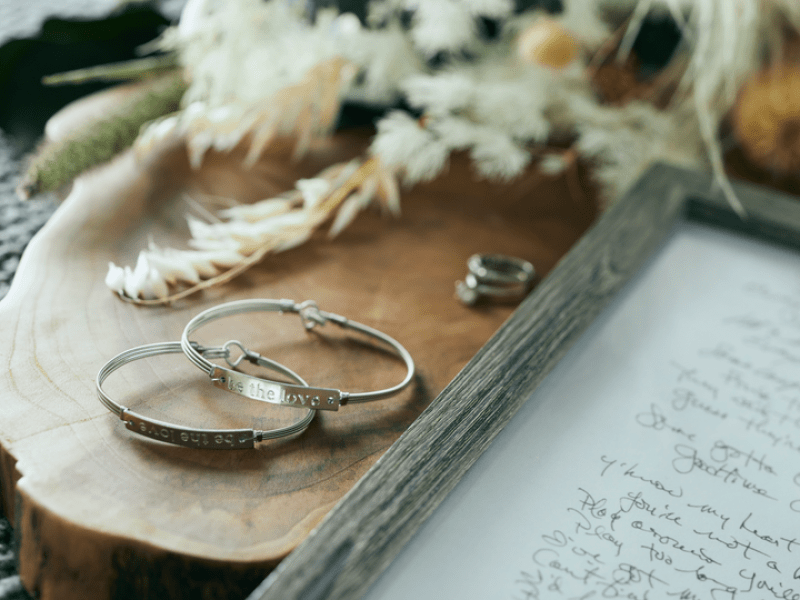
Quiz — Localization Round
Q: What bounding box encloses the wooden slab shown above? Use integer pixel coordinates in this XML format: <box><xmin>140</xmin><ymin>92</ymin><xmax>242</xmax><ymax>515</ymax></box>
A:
<box><xmin>0</xmin><ymin>90</ymin><xmax>597</xmax><ymax>600</ymax></box>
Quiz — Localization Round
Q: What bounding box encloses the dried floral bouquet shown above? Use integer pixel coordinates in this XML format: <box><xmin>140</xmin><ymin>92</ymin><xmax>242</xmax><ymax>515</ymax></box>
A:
<box><xmin>18</xmin><ymin>0</ymin><xmax>800</xmax><ymax>303</ymax></box>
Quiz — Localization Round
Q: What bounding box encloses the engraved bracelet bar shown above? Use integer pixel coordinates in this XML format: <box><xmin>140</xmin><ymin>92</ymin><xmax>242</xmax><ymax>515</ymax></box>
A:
<box><xmin>181</xmin><ymin>299</ymin><xmax>415</xmax><ymax>411</ymax></box>
<box><xmin>97</xmin><ymin>341</ymin><xmax>315</xmax><ymax>449</ymax></box>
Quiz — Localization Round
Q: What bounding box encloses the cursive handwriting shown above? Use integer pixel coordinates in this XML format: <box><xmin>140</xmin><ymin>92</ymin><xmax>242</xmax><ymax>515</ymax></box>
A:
<box><xmin>513</xmin><ymin>277</ymin><xmax>800</xmax><ymax>600</ymax></box>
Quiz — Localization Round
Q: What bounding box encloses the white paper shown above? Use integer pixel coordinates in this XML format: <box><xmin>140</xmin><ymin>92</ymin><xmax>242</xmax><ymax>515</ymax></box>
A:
<box><xmin>365</xmin><ymin>221</ymin><xmax>800</xmax><ymax>600</ymax></box>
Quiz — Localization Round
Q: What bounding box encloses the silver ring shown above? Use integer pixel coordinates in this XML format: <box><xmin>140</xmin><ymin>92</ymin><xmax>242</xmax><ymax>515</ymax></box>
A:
<box><xmin>468</xmin><ymin>254</ymin><xmax>535</xmax><ymax>285</ymax></box>
<box><xmin>181</xmin><ymin>299</ymin><xmax>415</xmax><ymax>411</ymax></box>
<box><xmin>96</xmin><ymin>341</ymin><xmax>315</xmax><ymax>449</ymax></box>
<box><xmin>456</xmin><ymin>254</ymin><xmax>535</xmax><ymax>306</ymax></box>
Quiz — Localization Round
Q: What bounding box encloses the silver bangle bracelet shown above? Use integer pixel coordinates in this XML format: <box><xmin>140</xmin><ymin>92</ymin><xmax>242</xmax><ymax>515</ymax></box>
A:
<box><xmin>181</xmin><ymin>299</ymin><xmax>415</xmax><ymax>411</ymax></box>
<box><xmin>96</xmin><ymin>341</ymin><xmax>315</xmax><ymax>449</ymax></box>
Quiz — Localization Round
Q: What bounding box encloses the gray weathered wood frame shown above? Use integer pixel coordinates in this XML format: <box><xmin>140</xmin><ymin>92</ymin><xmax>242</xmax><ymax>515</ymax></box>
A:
<box><xmin>249</xmin><ymin>163</ymin><xmax>800</xmax><ymax>600</ymax></box>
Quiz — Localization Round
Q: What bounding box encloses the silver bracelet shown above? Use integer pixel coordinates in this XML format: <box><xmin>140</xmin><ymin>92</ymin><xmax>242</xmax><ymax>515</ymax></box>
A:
<box><xmin>96</xmin><ymin>341</ymin><xmax>315</xmax><ymax>449</ymax></box>
<box><xmin>181</xmin><ymin>299</ymin><xmax>415</xmax><ymax>411</ymax></box>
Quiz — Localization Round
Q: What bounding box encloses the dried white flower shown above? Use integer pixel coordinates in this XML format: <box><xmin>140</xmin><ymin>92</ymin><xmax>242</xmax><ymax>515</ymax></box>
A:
<box><xmin>218</xmin><ymin>198</ymin><xmax>292</xmax><ymax>222</ymax></box>
<box><xmin>469</xmin><ymin>71</ymin><xmax>552</xmax><ymax>141</ymax></box>
<box><xmin>297</xmin><ymin>178</ymin><xmax>333</xmax><ymax>210</ymax></box>
<box><xmin>408</xmin><ymin>0</ymin><xmax>477</xmax><ymax>56</ymax></box>
<box><xmin>329</xmin><ymin>175</ymin><xmax>378</xmax><ymax>238</ymax></box>
<box><xmin>176</xmin><ymin>0</ymin><xmax>212</xmax><ymax>38</ymax></box>
<box><xmin>117</xmin><ymin>0</ymin><xmax>800</xmax><ymax>306</ymax></box>
<box><xmin>431</xmin><ymin>116</ymin><xmax>484</xmax><ymax>149</ymax></box>
<box><xmin>462</xmin><ymin>0</ymin><xmax>514</xmax><ymax>19</ymax></box>
<box><xmin>372</xmin><ymin>52</ymin><xmax>554</xmax><ymax>185</ymax></box>
<box><xmin>556</xmin><ymin>0</ymin><xmax>611</xmax><ymax>48</ymax></box>
<box><xmin>345</xmin><ymin>24</ymin><xmax>423</xmax><ymax>105</ymax></box>
<box><xmin>469</xmin><ymin>131</ymin><xmax>531</xmax><ymax>181</ymax></box>
<box><xmin>106</xmin><ymin>157</ymin><xmax>401</xmax><ymax>303</ymax></box>
<box><xmin>403</xmin><ymin>73</ymin><xmax>475</xmax><ymax>116</ymax></box>
<box><xmin>104</xmin><ymin>263</ymin><xmax>126</xmax><ymax>295</ymax></box>
<box><xmin>569</xmin><ymin>97</ymin><xmax>705</xmax><ymax>203</ymax></box>
<box><xmin>538</xmin><ymin>153</ymin><xmax>569</xmax><ymax>176</ymax></box>
<box><xmin>370</xmin><ymin>111</ymin><xmax>450</xmax><ymax>184</ymax></box>
<box><xmin>143</xmin><ymin>247</ymin><xmax>201</xmax><ymax>284</ymax></box>
<box><xmin>120</xmin><ymin>254</ymin><xmax>171</xmax><ymax>300</ymax></box>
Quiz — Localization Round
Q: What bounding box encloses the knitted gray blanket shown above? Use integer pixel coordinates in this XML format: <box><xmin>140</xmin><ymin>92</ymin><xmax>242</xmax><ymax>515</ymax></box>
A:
<box><xmin>0</xmin><ymin>134</ymin><xmax>56</xmax><ymax>300</ymax></box>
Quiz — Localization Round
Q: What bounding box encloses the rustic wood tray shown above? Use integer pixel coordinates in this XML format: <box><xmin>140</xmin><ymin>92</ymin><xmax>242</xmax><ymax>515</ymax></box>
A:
<box><xmin>0</xmin><ymin>88</ymin><xmax>597</xmax><ymax>599</ymax></box>
<box><xmin>258</xmin><ymin>164</ymin><xmax>800</xmax><ymax>600</ymax></box>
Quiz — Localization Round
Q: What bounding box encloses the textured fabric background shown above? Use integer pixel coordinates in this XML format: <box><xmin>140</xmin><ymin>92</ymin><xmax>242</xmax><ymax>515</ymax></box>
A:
<box><xmin>0</xmin><ymin>517</ymin><xmax>27</xmax><ymax>600</ymax></box>
<box><xmin>0</xmin><ymin>135</ymin><xmax>57</xmax><ymax>301</ymax></box>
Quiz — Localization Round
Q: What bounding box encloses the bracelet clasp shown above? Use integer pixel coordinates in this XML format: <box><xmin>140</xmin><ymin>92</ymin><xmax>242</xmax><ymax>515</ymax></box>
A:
<box><xmin>223</xmin><ymin>340</ymin><xmax>262</xmax><ymax>369</ymax></box>
<box><xmin>297</xmin><ymin>300</ymin><xmax>327</xmax><ymax>330</ymax></box>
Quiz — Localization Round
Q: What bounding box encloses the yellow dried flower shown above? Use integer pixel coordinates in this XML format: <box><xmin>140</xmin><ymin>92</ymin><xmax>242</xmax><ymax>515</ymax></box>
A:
<box><xmin>732</xmin><ymin>65</ymin><xmax>800</xmax><ymax>174</ymax></box>
<box><xmin>516</xmin><ymin>17</ymin><xmax>579</xmax><ymax>70</ymax></box>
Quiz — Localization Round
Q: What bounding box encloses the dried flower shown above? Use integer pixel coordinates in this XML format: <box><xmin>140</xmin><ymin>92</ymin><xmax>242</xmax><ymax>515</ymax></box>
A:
<box><xmin>569</xmin><ymin>96</ymin><xmax>705</xmax><ymax>205</ymax></box>
<box><xmin>105</xmin><ymin>0</ymin><xmax>800</xmax><ymax>305</ymax></box>
<box><xmin>136</xmin><ymin>58</ymin><xmax>357</xmax><ymax>168</ymax></box>
<box><xmin>106</xmin><ymin>157</ymin><xmax>400</xmax><ymax>304</ymax></box>
<box><xmin>17</xmin><ymin>71</ymin><xmax>186</xmax><ymax>199</ymax></box>
<box><xmin>732</xmin><ymin>64</ymin><xmax>800</xmax><ymax>174</ymax></box>
<box><xmin>370</xmin><ymin>111</ymin><xmax>450</xmax><ymax>184</ymax></box>
<box><xmin>409</xmin><ymin>0</ymin><xmax>478</xmax><ymax>57</ymax></box>
<box><xmin>516</xmin><ymin>16</ymin><xmax>580</xmax><ymax>69</ymax></box>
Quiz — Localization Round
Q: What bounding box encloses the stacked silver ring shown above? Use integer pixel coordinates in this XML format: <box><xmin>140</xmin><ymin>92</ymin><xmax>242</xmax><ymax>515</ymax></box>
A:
<box><xmin>456</xmin><ymin>254</ymin><xmax>536</xmax><ymax>306</ymax></box>
<box><xmin>96</xmin><ymin>299</ymin><xmax>415</xmax><ymax>449</ymax></box>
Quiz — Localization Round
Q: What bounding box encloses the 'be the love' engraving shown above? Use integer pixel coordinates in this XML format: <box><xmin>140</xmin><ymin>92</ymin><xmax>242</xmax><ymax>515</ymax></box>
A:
<box><xmin>210</xmin><ymin>367</ymin><xmax>341</xmax><ymax>410</ymax></box>
<box><xmin>122</xmin><ymin>411</ymin><xmax>254</xmax><ymax>449</ymax></box>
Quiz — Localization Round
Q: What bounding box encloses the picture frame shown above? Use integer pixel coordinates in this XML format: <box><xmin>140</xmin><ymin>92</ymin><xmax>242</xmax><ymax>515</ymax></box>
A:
<box><xmin>249</xmin><ymin>163</ymin><xmax>800</xmax><ymax>600</ymax></box>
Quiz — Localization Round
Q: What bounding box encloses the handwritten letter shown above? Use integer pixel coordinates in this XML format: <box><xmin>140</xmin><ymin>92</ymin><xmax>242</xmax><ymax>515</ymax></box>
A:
<box><xmin>366</xmin><ymin>223</ymin><xmax>800</xmax><ymax>600</ymax></box>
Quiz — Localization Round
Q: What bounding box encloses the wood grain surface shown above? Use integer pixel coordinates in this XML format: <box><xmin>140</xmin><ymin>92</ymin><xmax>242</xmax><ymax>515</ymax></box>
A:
<box><xmin>252</xmin><ymin>165</ymin><xmax>800</xmax><ymax>600</ymax></box>
<box><xmin>0</xmin><ymin>87</ymin><xmax>597</xmax><ymax>599</ymax></box>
